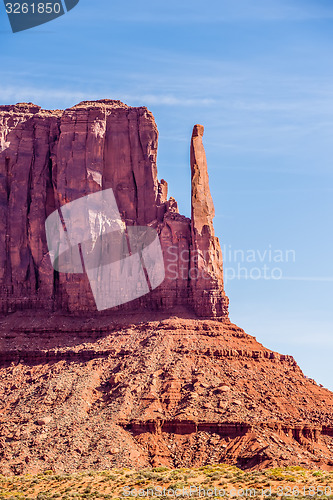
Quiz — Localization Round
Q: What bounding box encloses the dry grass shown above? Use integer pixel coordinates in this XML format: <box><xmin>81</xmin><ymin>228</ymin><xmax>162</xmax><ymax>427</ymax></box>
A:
<box><xmin>0</xmin><ymin>465</ymin><xmax>332</xmax><ymax>499</ymax></box>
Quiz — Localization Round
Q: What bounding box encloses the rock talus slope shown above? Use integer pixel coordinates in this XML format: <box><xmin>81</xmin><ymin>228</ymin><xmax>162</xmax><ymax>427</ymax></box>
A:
<box><xmin>0</xmin><ymin>313</ymin><xmax>333</xmax><ymax>474</ymax></box>
<box><xmin>0</xmin><ymin>100</ymin><xmax>332</xmax><ymax>474</ymax></box>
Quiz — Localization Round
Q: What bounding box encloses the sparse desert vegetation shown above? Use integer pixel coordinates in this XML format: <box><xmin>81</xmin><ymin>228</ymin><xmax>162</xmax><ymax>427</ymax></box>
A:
<box><xmin>0</xmin><ymin>465</ymin><xmax>332</xmax><ymax>499</ymax></box>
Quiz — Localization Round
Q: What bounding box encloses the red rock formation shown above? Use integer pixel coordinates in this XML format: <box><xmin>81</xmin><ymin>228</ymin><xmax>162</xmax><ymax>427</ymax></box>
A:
<box><xmin>190</xmin><ymin>124</ymin><xmax>228</xmax><ymax>317</ymax></box>
<box><xmin>0</xmin><ymin>100</ymin><xmax>332</xmax><ymax>475</ymax></box>
<box><xmin>0</xmin><ymin>100</ymin><xmax>228</xmax><ymax>318</ymax></box>
<box><xmin>0</xmin><ymin>313</ymin><xmax>332</xmax><ymax>474</ymax></box>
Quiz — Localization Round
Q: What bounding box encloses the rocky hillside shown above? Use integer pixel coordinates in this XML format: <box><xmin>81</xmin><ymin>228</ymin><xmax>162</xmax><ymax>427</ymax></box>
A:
<box><xmin>0</xmin><ymin>100</ymin><xmax>332</xmax><ymax>475</ymax></box>
<box><xmin>0</xmin><ymin>312</ymin><xmax>333</xmax><ymax>475</ymax></box>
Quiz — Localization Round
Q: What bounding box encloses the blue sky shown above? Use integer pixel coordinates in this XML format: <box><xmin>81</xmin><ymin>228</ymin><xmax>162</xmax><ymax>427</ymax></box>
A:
<box><xmin>1</xmin><ymin>0</ymin><xmax>333</xmax><ymax>389</ymax></box>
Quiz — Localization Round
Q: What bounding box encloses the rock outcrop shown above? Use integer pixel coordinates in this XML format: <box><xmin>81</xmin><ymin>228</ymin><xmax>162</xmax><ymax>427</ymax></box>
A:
<box><xmin>190</xmin><ymin>124</ymin><xmax>228</xmax><ymax>317</ymax></box>
<box><xmin>0</xmin><ymin>312</ymin><xmax>332</xmax><ymax>474</ymax></box>
<box><xmin>0</xmin><ymin>100</ymin><xmax>228</xmax><ymax>318</ymax></box>
<box><xmin>0</xmin><ymin>99</ymin><xmax>332</xmax><ymax>476</ymax></box>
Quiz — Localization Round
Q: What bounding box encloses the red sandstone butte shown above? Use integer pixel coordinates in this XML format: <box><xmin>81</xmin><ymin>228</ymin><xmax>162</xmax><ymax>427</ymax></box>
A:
<box><xmin>0</xmin><ymin>100</ymin><xmax>228</xmax><ymax>317</ymax></box>
<box><xmin>0</xmin><ymin>100</ymin><xmax>332</xmax><ymax>475</ymax></box>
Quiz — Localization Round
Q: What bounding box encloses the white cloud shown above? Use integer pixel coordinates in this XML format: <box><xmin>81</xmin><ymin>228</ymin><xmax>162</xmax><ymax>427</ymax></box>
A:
<box><xmin>122</xmin><ymin>94</ymin><xmax>215</xmax><ymax>107</ymax></box>
<box><xmin>0</xmin><ymin>86</ymin><xmax>86</xmax><ymax>106</ymax></box>
<box><xmin>0</xmin><ymin>85</ymin><xmax>216</xmax><ymax>108</ymax></box>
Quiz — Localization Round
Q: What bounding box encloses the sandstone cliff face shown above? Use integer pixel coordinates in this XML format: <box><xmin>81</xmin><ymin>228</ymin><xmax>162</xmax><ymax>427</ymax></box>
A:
<box><xmin>0</xmin><ymin>100</ymin><xmax>228</xmax><ymax>317</ymax></box>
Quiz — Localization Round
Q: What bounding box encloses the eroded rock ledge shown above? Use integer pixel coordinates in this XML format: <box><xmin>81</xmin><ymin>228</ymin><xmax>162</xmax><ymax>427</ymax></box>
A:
<box><xmin>0</xmin><ymin>316</ymin><xmax>332</xmax><ymax>473</ymax></box>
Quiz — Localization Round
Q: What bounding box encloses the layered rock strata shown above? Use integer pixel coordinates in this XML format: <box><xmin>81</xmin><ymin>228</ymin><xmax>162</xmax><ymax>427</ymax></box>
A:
<box><xmin>0</xmin><ymin>100</ymin><xmax>332</xmax><ymax>475</ymax></box>
<box><xmin>0</xmin><ymin>100</ymin><xmax>228</xmax><ymax>317</ymax></box>
<box><xmin>0</xmin><ymin>313</ymin><xmax>332</xmax><ymax>474</ymax></box>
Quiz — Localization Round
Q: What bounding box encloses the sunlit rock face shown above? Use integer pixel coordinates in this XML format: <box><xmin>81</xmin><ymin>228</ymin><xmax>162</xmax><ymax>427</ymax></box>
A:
<box><xmin>0</xmin><ymin>100</ymin><xmax>228</xmax><ymax>318</ymax></box>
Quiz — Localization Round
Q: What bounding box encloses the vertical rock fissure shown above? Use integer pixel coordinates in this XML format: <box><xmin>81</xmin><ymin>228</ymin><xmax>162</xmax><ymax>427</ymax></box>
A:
<box><xmin>27</xmin><ymin>123</ymin><xmax>39</xmax><ymax>292</ymax></box>
<box><xmin>84</xmin><ymin>111</ymin><xmax>89</xmax><ymax>195</ymax></box>
<box><xmin>128</xmin><ymin>111</ymin><xmax>138</xmax><ymax>222</ymax></box>
<box><xmin>4</xmin><ymin>156</ymin><xmax>11</xmax><ymax>291</ymax></box>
